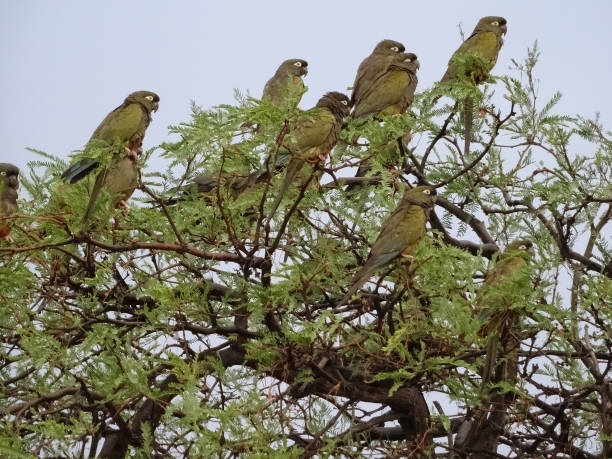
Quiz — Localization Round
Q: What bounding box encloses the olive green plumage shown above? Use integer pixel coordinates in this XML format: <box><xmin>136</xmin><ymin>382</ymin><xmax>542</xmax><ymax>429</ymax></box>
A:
<box><xmin>440</xmin><ymin>16</ymin><xmax>507</xmax><ymax>84</ymax></box>
<box><xmin>352</xmin><ymin>52</ymin><xmax>419</xmax><ymax>120</ymax></box>
<box><xmin>267</xmin><ymin>91</ymin><xmax>351</xmax><ymax>219</ymax></box>
<box><xmin>341</xmin><ymin>186</ymin><xmax>436</xmax><ymax>304</ymax></box>
<box><xmin>477</xmin><ymin>239</ymin><xmax>534</xmax><ymax>384</ymax></box>
<box><xmin>262</xmin><ymin>59</ymin><xmax>309</xmax><ymax>107</ymax></box>
<box><xmin>349</xmin><ymin>50</ymin><xmax>419</xmax><ymax>186</ymax></box>
<box><xmin>440</xmin><ymin>16</ymin><xmax>507</xmax><ymax>147</ymax></box>
<box><xmin>61</xmin><ymin>90</ymin><xmax>160</xmax><ymax>223</ymax></box>
<box><xmin>350</xmin><ymin>39</ymin><xmax>406</xmax><ymax>113</ymax></box>
<box><xmin>0</xmin><ymin>163</ymin><xmax>19</xmax><ymax>242</ymax></box>
<box><xmin>178</xmin><ymin>172</ymin><xmax>258</xmax><ymax>203</ymax></box>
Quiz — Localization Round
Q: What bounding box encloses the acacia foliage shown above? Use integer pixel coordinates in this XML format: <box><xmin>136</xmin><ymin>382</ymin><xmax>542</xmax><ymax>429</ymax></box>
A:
<box><xmin>0</xmin><ymin>46</ymin><xmax>611</xmax><ymax>458</ymax></box>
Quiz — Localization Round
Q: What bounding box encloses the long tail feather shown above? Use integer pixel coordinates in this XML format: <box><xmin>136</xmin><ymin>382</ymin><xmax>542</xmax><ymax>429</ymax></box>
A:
<box><xmin>463</xmin><ymin>95</ymin><xmax>474</xmax><ymax>155</ymax></box>
<box><xmin>267</xmin><ymin>158</ymin><xmax>301</xmax><ymax>221</ymax></box>
<box><xmin>81</xmin><ymin>168</ymin><xmax>107</xmax><ymax>225</ymax></box>
<box><xmin>339</xmin><ymin>258</ymin><xmax>381</xmax><ymax>305</ymax></box>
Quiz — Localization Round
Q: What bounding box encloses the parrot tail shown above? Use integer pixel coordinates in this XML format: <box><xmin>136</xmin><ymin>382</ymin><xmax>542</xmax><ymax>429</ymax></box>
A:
<box><xmin>267</xmin><ymin>158</ymin><xmax>301</xmax><ymax>221</ymax></box>
<box><xmin>61</xmin><ymin>158</ymin><xmax>99</xmax><ymax>184</ymax></box>
<box><xmin>339</xmin><ymin>263</ymin><xmax>376</xmax><ymax>306</ymax></box>
<box><xmin>81</xmin><ymin>168</ymin><xmax>108</xmax><ymax>225</ymax></box>
<box><xmin>480</xmin><ymin>332</ymin><xmax>499</xmax><ymax>385</ymax></box>
<box><xmin>463</xmin><ymin>95</ymin><xmax>474</xmax><ymax>154</ymax></box>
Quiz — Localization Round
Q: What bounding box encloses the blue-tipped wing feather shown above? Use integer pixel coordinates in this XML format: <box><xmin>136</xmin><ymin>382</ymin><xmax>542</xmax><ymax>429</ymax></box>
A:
<box><xmin>61</xmin><ymin>158</ymin><xmax>99</xmax><ymax>184</ymax></box>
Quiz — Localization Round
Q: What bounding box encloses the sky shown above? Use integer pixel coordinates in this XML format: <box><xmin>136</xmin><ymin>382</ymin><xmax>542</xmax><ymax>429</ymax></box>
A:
<box><xmin>1</xmin><ymin>1</ymin><xmax>611</xmax><ymax>176</ymax></box>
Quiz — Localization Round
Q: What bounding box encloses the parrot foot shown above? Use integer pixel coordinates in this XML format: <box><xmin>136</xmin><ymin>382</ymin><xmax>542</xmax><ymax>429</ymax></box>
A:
<box><xmin>124</xmin><ymin>146</ymin><xmax>140</xmax><ymax>161</ymax></box>
<box><xmin>118</xmin><ymin>200</ymin><xmax>130</xmax><ymax>216</ymax></box>
<box><xmin>400</xmin><ymin>253</ymin><xmax>415</xmax><ymax>264</ymax></box>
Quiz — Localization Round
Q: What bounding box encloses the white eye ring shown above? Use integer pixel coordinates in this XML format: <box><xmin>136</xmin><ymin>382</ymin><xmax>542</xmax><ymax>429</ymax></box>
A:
<box><xmin>341</xmin><ymin>100</ymin><xmax>348</xmax><ymax>105</ymax></box>
<box><xmin>294</xmin><ymin>62</ymin><xmax>303</xmax><ymax>67</ymax></box>
<box><xmin>0</xmin><ymin>171</ymin><xmax>5</xmax><ymax>176</ymax></box>
<box><xmin>491</xmin><ymin>21</ymin><xmax>499</xmax><ymax>26</ymax></box>
<box><xmin>145</xmin><ymin>95</ymin><xmax>154</xmax><ymax>101</ymax></box>
<box><xmin>390</xmin><ymin>46</ymin><xmax>399</xmax><ymax>52</ymax></box>
<box><xmin>519</xmin><ymin>244</ymin><xmax>527</xmax><ymax>250</ymax></box>
<box><xmin>423</xmin><ymin>189</ymin><xmax>431</xmax><ymax>195</ymax></box>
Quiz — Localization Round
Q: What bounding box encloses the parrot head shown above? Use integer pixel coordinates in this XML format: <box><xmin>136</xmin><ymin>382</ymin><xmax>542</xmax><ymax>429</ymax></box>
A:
<box><xmin>0</xmin><ymin>163</ymin><xmax>20</xmax><ymax>190</ymax></box>
<box><xmin>403</xmin><ymin>185</ymin><xmax>436</xmax><ymax>208</ymax></box>
<box><xmin>474</xmin><ymin>16</ymin><xmax>507</xmax><ymax>36</ymax></box>
<box><xmin>403</xmin><ymin>53</ymin><xmax>420</xmax><ymax>72</ymax></box>
<box><xmin>390</xmin><ymin>52</ymin><xmax>420</xmax><ymax>73</ymax></box>
<box><xmin>127</xmin><ymin>91</ymin><xmax>160</xmax><ymax>113</ymax></box>
<box><xmin>278</xmin><ymin>58</ymin><xmax>309</xmax><ymax>77</ymax></box>
<box><xmin>316</xmin><ymin>91</ymin><xmax>352</xmax><ymax>119</ymax></box>
<box><xmin>373</xmin><ymin>39</ymin><xmax>406</xmax><ymax>56</ymax></box>
<box><xmin>502</xmin><ymin>239</ymin><xmax>535</xmax><ymax>260</ymax></box>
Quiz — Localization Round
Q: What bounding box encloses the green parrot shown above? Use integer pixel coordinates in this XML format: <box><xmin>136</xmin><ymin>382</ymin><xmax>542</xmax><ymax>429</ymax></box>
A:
<box><xmin>349</xmin><ymin>51</ymin><xmax>419</xmax><ymax>186</ymax></box>
<box><xmin>351</xmin><ymin>52</ymin><xmax>419</xmax><ymax>120</ymax></box>
<box><xmin>267</xmin><ymin>91</ymin><xmax>351</xmax><ymax>220</ymax></box>
<box><xmin>439</xmin><ymin>16</ymin><xmax>507</xmax><ymax>145</ymax></box>
<box><xmin>440</xmin><ymin>16</ymin><xmax>507</xmax><ymax>84</ymax></box>
<box><xmin>350</xmin><ymin>39</ymin><xmax>406</xmax><ymax>112</ymax></box>
<box><xmin>477</xmin><ymin>239</ymin><xmax>534</xmax><ymax>385</ymax></box>
<box><xmin>176</xmin><ymin>172</ymin><xmax>257</xmax><ymax>204</ymax></box>
<box><xmin>0</xmin><ymin>163</ymin><xmax>19</xmax><ymax>242</ymax></box>
<box><xmin>262</xmin><ymin>58</ymin><xmax>309</xmax><ymax>107</ymax></box>
<box><xmin>61</xmin><ymin>90</ymin><xmax>160</xmax><ymax>222</ymax></box>
<box><xmin>340</xmin><ymin>185</ymin><xmax>436</xmax><ymax>304</ymax></box>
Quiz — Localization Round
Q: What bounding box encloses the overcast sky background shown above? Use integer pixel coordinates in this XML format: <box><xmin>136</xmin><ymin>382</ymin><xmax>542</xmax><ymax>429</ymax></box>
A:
<box><xmin>1</xmin><ymin>1</ymin><xmax>611</xmax><ymax>176</ymax></box>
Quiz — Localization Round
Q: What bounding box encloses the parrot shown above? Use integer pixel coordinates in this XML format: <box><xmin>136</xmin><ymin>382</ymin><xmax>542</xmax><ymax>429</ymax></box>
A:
<box><xmin>340</xmin><ymin>185</ymin><xmax>436</xmax><ymax>304</ymax></box>
<box><xmin>61</xmin><ymin>90</ymin><xmax>160</xmax><ymax>222</ymax></box>
<box><xmin>262</xmin><ymin>58</ymin><xmax>309</xmax><ymax>107</ymax></box>
<box><xmin>454</xmin><ymin>239</ymin><xmax>534</xmax><ymax>454</ymax></box>
<box><xmin>477</xmin><ymin>239</ymin><xmax>534</xmax><ymax>385</ymax></box>
<box><xmin>349</xmin><ymin>51</ymin><xmax>419</xmax><ymax>187</ymax></box>
<box><xmin>0</xmin><ymin>163</ymin><xmax>19</xmax><ymax>242</ymax></box>
<box><xmin>350</xmin><ymin>39</ymin><xmax>406</xmax><ymax>112</ymax></box>
<box><xmin>351</xmin><ymin>52</ymin><xmax>419</xmax><ymax>121</ymax></box>
<box><xmin>439</xmin><ymin>16</ymin><xmax>507</xmax><ymax>148</ymax></box>
<box><xmin>267</xmin><ymin>91</ymin><xmax>351</xmax><ymax>220</ymax></box>
<box><xmin>440</xmin><ymin>16</ymin><xmax>507</xmax><ymax>85</ymax></box>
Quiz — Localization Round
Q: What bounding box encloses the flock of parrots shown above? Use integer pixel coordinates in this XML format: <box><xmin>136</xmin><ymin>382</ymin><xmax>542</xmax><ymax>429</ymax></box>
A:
<box><xmin>0</xmin><ymin>16</ymin><xmax>535</xmax><ymax>369</ymax></box>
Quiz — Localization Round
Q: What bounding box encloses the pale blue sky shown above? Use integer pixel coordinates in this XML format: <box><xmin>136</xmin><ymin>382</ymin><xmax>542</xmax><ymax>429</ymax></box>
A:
<box><xmin>2</xmin><ymin>1</ymin><xmax>611</xmax><ymax>174</ymax></box>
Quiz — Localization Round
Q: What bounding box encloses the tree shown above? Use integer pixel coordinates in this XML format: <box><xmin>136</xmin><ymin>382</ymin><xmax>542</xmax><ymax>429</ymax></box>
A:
<box><xmin>1</xmin><ymin>45</ymin><xmax>610</xmax><ymax>458</ymax></box>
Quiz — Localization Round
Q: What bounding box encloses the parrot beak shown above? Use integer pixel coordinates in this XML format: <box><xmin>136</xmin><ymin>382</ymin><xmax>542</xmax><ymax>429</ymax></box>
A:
<box><xmin>8</xmin><ymin>176</ymin><xmax>18</xmax><ymax>188</ymax></box>
<box><xmin>152</xmin><ymin>101</ymin><xmax>159</xmax><ymax>112</ymax></box>
<box><xmin>527</xmin><ymin>245</ymin><xmax>535</xmax><ymax>257</ymax></box>
<box><xmin>501</xmin><ymin>25</ymin><xmax>507</xmax><ymax>35</ymax></box>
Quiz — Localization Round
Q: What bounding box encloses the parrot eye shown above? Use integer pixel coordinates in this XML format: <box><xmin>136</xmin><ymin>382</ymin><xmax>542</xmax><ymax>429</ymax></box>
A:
<box><xmin>294</xmin><ymin>62</ymin><xmax>303</xmax><ymax>67</ymax></box>
<box><xmin>341</xmin><ymin>100</ymin><xmax>348</xmax><ymax>105</ymax></box>
<box><xmin>390</xmin><ymin>46</ymin><xmax>399</xmax><ymax>52</ymax></box>
<box><xmin>491</xmin><ymin>21</ymin><xmax>499</xmax><ymax>26</ymax></box>
<box><xmin>145</xmin><ymin>95</ymin><xmax>154</xmax><ymax>101</ymax></box>
<box><xmin>422</xmin><ymin>189</ymin><xmax>431</xmax><ymax>195</ymax></box>
<box><xmin>519</xmin><ymin>244</ymin><xmax>527</xmax><ymax>250</ymax></box>
<box><xmin>0</xmin><ymin>171</ymin><xmax>5</xmax><ymax>176</ymax></box>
